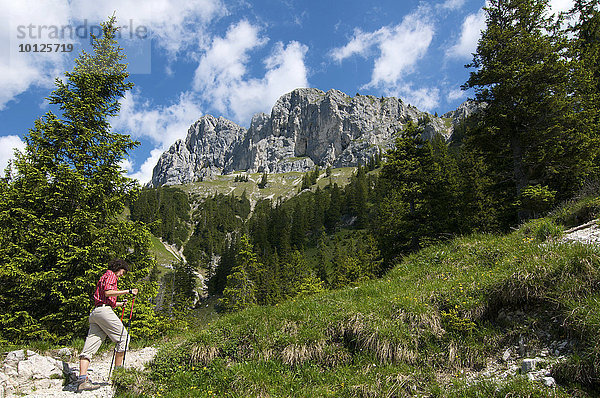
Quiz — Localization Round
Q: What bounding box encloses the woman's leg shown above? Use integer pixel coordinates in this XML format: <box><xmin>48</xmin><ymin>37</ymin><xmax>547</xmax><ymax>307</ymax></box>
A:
<box><xmin>79</xmin><ymin>313</ymin><xmax>107</xmax><ymax>377</ymax></box>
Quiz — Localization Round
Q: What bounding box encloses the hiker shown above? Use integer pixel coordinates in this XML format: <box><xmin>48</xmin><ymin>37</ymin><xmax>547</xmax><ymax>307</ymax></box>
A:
<box><xmin>77</xmin><ymin>258</ymin><xmax>138</xmax><ymax>392</ymax></box>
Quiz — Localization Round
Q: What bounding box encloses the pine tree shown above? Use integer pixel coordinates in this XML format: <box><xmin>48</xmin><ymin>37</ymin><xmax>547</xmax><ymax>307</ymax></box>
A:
<box><xmin>219</xmin><ymin>235</ymin><xmax>259</xmax><ymax>312</ymax></box>
<box><xmin>258</xmin><ymin>171</ymin><xmax>268</xmax><ymax>189</ymax></box>
<box><xmin>325</xmin><ymin>183</ymin><xmax>342</xmax><ymax>232</ymax></box>
<box><xmin>0</xmin><ymin>17</ymin><xmax>158</xmax><ymax>343</ymax></box>
<box><xmin>464</xmin><ymin>0</ymin><xmax>595</xmax><ymax>219</ymax></box>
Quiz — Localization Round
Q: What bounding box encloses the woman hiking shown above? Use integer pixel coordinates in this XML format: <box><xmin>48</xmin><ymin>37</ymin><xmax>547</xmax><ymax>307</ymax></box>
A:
<box><xmin>77</xmin><ymin>258</ymin><xmax>138</xmax><ymax>392</ymax></box>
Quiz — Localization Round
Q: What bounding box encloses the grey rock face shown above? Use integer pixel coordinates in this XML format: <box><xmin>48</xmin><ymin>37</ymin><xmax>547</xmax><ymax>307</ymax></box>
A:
<box><xmin>149</xmin><ymin>88</ymin><xmax>470</xmax><ymax>187</ymax></box>
<box><xmin>150</xmin><ymin>115</ymin><xmax>246</xmax><ymax>187</ymax></box>
<box><xmin>442</xmin><ymin>100</ymin><xmax>481</xmax><ymax>128</ymax></box>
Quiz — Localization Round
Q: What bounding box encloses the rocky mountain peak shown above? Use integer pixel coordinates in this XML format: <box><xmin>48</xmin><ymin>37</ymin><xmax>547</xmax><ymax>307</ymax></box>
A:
<box><xmin>149</xmin><ymin>88</ymin><xmax>471</xmax><ymax>187</ymax></box>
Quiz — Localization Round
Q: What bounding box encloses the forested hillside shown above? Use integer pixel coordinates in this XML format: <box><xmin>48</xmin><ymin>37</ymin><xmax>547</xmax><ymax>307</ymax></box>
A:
<box><xmin>116</xmin><ymin>191</ymin><xmax>600</xmax><ymax>397</ymax></box>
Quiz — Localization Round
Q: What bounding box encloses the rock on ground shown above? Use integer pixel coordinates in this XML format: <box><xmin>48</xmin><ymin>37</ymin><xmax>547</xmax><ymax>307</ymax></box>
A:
<box><xmin>563</xmin><ymin>220</ymin><xmax>600</xmax><ymax>245</ymax></box>
<box><xmin>1</xmin><ymin>347</ymin><xmax>157</xmax><ymax>398</ymax></box>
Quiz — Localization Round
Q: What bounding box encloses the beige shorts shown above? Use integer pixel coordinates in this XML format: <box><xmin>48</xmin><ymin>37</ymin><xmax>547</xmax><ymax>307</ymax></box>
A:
<box><xmin>79</xmin><ymin>306</ymin><xmax>130</xmax><ymax>360</ymax></box>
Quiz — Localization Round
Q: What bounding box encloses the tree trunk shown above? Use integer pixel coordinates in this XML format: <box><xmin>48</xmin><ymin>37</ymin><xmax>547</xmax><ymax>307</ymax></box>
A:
<box><xmin>510</xmin><ymin>133</ymin><xmax>530</xmax><ymax>220</ymax></box>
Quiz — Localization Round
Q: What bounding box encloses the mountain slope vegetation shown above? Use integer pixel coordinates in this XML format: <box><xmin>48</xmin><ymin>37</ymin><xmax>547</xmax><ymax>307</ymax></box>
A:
<box><xmin>115</xmin><ymin>192</ymin><xmax>600</xmax><ymax>397</ymax></box>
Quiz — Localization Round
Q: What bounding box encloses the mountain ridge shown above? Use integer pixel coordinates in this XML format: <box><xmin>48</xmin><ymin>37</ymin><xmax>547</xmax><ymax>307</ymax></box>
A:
<box><xmin>149</xmin><ymin>88</ymin><xmax>476</xmax><ymax>187</ymax></box>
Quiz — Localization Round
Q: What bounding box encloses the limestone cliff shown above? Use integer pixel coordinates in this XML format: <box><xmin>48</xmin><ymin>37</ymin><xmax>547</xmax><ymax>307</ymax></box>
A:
<box><xmin>149</xmin><ymin>88</ymin><xmax>468</xmax><ymax>187</ymax></box>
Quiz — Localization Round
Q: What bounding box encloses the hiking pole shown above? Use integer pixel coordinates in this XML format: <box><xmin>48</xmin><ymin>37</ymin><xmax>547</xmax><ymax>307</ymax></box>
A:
<box><xmin>122</xmin><ymin>296</ymin><xmax>136</xmax><ymax>367</ymax></box>
<box><xmin>108</xmin><ymin>303</ymin><xmax>127</xmax><ymax>380</ymax></box>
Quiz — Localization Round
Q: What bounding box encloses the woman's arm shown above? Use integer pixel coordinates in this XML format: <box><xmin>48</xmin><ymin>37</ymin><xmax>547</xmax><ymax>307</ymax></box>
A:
<box><xmin>105</xmin><ymin>288</ymin><xmax>138</xmax><ymax>297</ymax></box>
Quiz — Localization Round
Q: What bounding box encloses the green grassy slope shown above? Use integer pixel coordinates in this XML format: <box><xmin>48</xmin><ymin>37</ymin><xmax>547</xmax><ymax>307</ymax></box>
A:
<box><xmin>116</xmin><ymin>223</ymin><xmax>600</xmax><ymax>396</ymax></box>
<box><xmin>150</xmin><ymin>234</ymin><xmax>181</xmax><ymax>267</ymax></box>
<box><xmin>114</xmin><ymin>195</ymin><xmax>600</xmax><ymax>397</ymax></box>
<box><xmin>175</xmin><ymin>168</ymin><xmax>358</xmax><ymax>205</ymax></box>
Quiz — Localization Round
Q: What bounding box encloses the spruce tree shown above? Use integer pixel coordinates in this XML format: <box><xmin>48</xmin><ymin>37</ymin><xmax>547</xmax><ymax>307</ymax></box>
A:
<box><xmin>377</xmin><ymin>121</ymin><xmax>431</xmax><ymax>254</ymax></box>
<box><xmin>325</xmin><ymin>183</ymin><xmax>342</xmax><ymax>232</ymax></box>
<box><xmin>220</xmin><ymin>235</ymin><xmax>259</xmax><ymax>312</ymax></box>
<box><xmin>464</xmin><ymin>0</ymin><xmax>596</xmax><ymax>218</ymax></box>
<box><xmin>0</xmin><ymin>17</ymin><xmax>158</xmax><ymax>343</ymax></box>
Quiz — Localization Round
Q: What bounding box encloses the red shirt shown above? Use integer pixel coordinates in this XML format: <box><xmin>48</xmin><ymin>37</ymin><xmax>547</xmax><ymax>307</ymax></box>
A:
<box><xmin>93</xmin><ymin>270</ymin><xmax>118</xmax><ymax>307</ymax></box>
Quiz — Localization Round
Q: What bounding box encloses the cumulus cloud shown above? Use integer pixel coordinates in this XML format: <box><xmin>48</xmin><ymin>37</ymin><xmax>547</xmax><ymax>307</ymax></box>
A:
<box><xmin>121</xmin><ymin>148</ymin><xmax>165</xmax><ymax>185</ymax></box>
<box><xmin>369</xmin><ymin>20</ymin><xmax>434</xmax><ymax>87</ymax></box>
<box><xmin>447</xmin><ymin>9</ymin><xmax>486</xmax><ymax>59</ymax></box>
<box><xmin>331</xmin><ymin>8</ymin><xmax>437</xmax><ymax>110</ymax></box>
<box><xmin>193</xmin><ymin>20</ymin><xmax>309</xmax><ymax>124</ymax></box>
<box><xmin>385</xmin><ymin>84</ymin><xmax>440</xmax><ymax>112</ymax></box>
<box><xmin>0</xmin><ymin>0</ymin><xmax>224</xmax><ymax>108</ymax></box>
<box><xmin>0</xmin><ymin>135</ymin><xmax>26</xmax><ymax>176</ymax></box>
<box><xmin>111</xmin><ymin>90</ymin><xmax>204</xmax><ymax>184</ymax></box>
<box><xmin>69</xmin><ymin>0</ymin><xmax>225</xmax><ymax>56</ymax></box>
<box><xmin>1</xmin><ymin>0</ymin><xmax>72</xmax><ymax>109</ymax></box>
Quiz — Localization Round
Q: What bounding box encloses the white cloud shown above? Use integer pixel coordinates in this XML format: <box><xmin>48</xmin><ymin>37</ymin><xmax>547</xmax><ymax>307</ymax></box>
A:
<box><xmin>447</xmin><ymin>9</ymin><xmax>486</xmax><ymax>59</ymax></box>
<box><xmin>112</xmin><ymin>90</ymin><xmax>204</xmax><ymax>184</ymax></box>
<box><xmin>369</xmin><ymin>19</ymin><xmax>434</xmax><ymax>87</ymax></box>
<box><xmin>331</xmin><ymin>8</ymin><xmax>437</xmax><ymax>109</ymax></box>
<box><xmin>0</xmin><ymin>135</ymin><xmax>26</xmax><ymax>176</ymax></box>
<box><xmin>332</xmin><ymin>10</ymin><xmax>435</xmax><ymax>87</ymax></box>
<box><xmin>440</xmin><ymin>0</ymin><xmax>467</xmax><ymax>10</ymax></box>
<box><xmin>114</xmin><ymin>90</ymin><xmax>204</xmax><ymax>147</ymax></box>
<box><xmin>447</xmin><ymin>87</ymin><xmax>466</xmax><ymax>102</ymax></box>
<box><xmin>69</xmin><ymin>0</ymin><xmax>226</xmax><ymax>56</ymax></box>
<box><xmin>1</xmin><ymin>0</ymin><xmax>72</xmax><ymax>109</ymax></box>
<box><xmin>194</xmin><ymin>20</ymin><xmax>309</xmax><ymax>124</ymax></box>
<box><xmin>385</xmin><ymin>84</ymin><xmax>440</xmax><ymax>112</ymax></box>
<box><xmin>193</xmin><ymin>20</ymin><xmax>268</xmax><ymax>113</ymax></box>
<box><xmin>0</xmin><ymin>0</ymin><xmax>225</xmax><ymax>108</ymax></box>
<box><xmin>122</xmin><ymin>148</ymin><xmax>165</xmax><ymax>185</ymax></box>
<box><xmin>330</xmin><ymin>29</ymin><xmax>382</xmax><ymax>62</ymax></box>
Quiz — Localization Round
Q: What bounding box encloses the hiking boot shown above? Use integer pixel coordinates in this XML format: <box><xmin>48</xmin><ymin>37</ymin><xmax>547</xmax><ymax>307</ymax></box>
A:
<box><xmin>77</xmin><ymin>378</ymin><xmax>101</xmax><ymax>392</ymax></box>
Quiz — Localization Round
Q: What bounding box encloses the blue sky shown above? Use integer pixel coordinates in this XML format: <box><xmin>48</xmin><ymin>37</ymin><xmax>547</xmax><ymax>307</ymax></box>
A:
<box><xmin>0</xmin><ymin>0</ymin><xmax>573</xmax><ymax>184</ymax></box>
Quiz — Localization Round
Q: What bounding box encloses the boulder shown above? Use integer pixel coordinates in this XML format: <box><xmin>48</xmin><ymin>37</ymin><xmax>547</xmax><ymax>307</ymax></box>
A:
<box><xmin>543</xmin><ymin>376</ymin><xmax>556</xmax><ymax>387</ymax></box>
<box><xmin>522</xmin><ymin>358</ymin><xmax>537</xmax><ymax>373</ymax></box>
<box><xmin>1</xmin><ymin>349</ymin><xmax>72</xmax><ymax>397</ymax></box>
<box><xmin>17</xmin><ymin>354</ymin><xmax>63</xmax><ymax>381</ymax></box>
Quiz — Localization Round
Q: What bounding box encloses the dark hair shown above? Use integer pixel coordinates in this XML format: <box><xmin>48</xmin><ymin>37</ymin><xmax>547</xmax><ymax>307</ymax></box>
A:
<box><xmin>108</xmin><ymin>258</ymin><xmax>130</xmax><ymax>273</ymax></box>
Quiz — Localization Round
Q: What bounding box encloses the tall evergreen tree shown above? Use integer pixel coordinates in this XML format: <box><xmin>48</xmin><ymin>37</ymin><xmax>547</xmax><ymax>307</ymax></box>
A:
<box><xmin>464</xmin><ymin>0</ymin><xmax>596</xmax><ymax>218</ymax></box>
<box><xmin>0</xmin><ymin>17</ymin><xmax>157</xmax><ymax>343</ymax></box>
<box><xmin>220</xmin><ymin>235</ymin><xmax>259</xmax><ymax>312</ymax></box>
<box><xmin>291</xmin><ymin>200</ymin><xmax>307</xmax><ymax>249</ymax></box>
<box><xmin>325</xmin><ymin>183</ymin><xmax>342</xmax><ymax>232</ymax></box>
<box><xmin>377</xmin><ymin>121</ymin><xmax>431</xmax><ymax>254</ymax></box>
